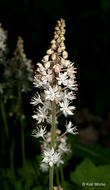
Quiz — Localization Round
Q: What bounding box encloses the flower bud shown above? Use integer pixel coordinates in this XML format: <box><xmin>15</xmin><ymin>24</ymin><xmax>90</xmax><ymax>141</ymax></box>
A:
<box><xmin>57</xmin><ymin>38</ymin><xmax>61</xmax><ymax>43</ymax></box>
<box><xmin>57</xmin><ymin>47</ymin><xmax>62</xmax><ymax>53</ymax></box>
<box><xmin>46</xmin><ymin>49</ymin><xmax>53</xmax><ymax>55</ymax></box>
<box><xmin>63</xmin><ymin>51</ymin><xmax>68</xmax><ymax>59</ymax></box>
<box><xmin>60</xmin><ymin>42</ymin><xmax>65</xmax><ymax>47</ymax></box>
<box><xmin>44</xmin><ymin>61</ymin><xmax>50</xmax><ymax>69</ymax></box>
<box><xmin>43</xmin><ymin>55</ymin><xmax>49</xmax><ymax>62</ymax></box>
<box><xmin>51</xmin><ymin>53</ymin><xmax>56</xmax><ymax>61</ymax></box>
<box><xmin>57</xmin><ymin>31</ymin><xmax>60</xmax><ymax>35</ymax></box>
<box><xmin>53</xmin><ymin>64</ymin><xmax>61</xmax><ymax>72</ymax></box>
<box><xmin>64</xmin><ymin>60</ymin><xmax>70</xmax><ymax>67</ymax></box>
<box><xmin>51</xmin><ymin>39</ymin><xmax>56</xmax><ymax>44</ymax></box>
<box><xmin>61</xmin><ymin>36</ymin><xmax>65</xmax><ymax>41</ymax></box>
<box><xmin>51</xmin><ymin>44</ymin><xmax>56</xmax><ymax>50</ymax></box>
<box><xmin>56</xmin><ymin>129</ymin><xmax>61</xmax><ymax>135</ymax></box>
<box><xmin>61</xmin><ymin>58</ymin><xmax>65</xmax><ymax>65</ymax></box>
<box><xmin>54</xmin><ymin>34</ymin><xmax>59</xmax><ymax>39</ymax></box>
<box><xmin>61</xmin><ymin>46</ymin><xmax>66</xmax><ymax>50</ymax></box>
<box><xmin>55</xmin><ymin>27</ymin><xmax>59</xmax><ymax>31</ymax></box>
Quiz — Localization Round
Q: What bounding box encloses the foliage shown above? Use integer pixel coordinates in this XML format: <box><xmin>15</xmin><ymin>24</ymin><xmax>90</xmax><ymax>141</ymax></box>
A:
<box><xmin>70</xmin><ymin>159</ymin><xmax>110</xmax><ymax>190</ymax></box>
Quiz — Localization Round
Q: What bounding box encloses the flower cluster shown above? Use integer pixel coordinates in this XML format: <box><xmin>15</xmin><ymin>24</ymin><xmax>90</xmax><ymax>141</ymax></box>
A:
<box><xmin>0</xmin><ymin>23</ymin><xmax>8</xmax><ymax>96</ymax></box>
<box><xmin>5</xmin><ymin>36</ymin><xmax>33</xmax><ymax>93</ymax></box>
<box><xmin>31</xmin><ymin>19</ymin><xmax>78</xmax><ymax>170</ymax></box>
<box><xmin>0</xmin><ymin>23</ymin><xmax>7</xmax><ymax>61</ymax></box>
<box><xmin>0</xmin><ymin>28</ymin><xmax>33</xmax><ymax>102</ymax></box>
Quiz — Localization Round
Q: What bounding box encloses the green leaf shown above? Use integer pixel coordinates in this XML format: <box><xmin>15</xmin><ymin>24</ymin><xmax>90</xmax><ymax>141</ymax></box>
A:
<box><xmin>70</xmin><ymin>159</ymin><xmax>110</xmax><ymax>190</ymax></box>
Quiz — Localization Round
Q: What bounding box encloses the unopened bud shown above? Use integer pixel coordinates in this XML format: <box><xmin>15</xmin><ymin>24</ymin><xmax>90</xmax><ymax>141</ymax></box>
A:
<box><xmin>56</xmin><ymin>129</ymin><xmax>61</xmax><ymax>135</ymax></box>
<box><xmin>54</xmin><ymin>34</ymin><xmax>59</xmax><ymax>39</ymax></box>
<box><xmin>65</xmin><ymin>60</ymin><xmax>70</xmax><ymax>67</ymax></box>
<box><xmin>61</xmin><ymin>46</ymin><xmax>66</xmax><ymax>50</ymax></box>
<box><xmin>61</xmin><ymin>58</ymin><xmax>65</xmax><ymax>65</ymax></box>
<box><xmin>51</xmin><ymin>39</ymin><xmax>56</xmax><ymax>44</ymax></box>
<box><xmin>51</xmin><ymin>53</ymin><xmax>56</xmax><ymax>61</ymax></box>
<box><xmin>57</xmin><ymin>47</ymin><xmax>62</xmax><ymax>53</ymax></box>
<box><xmin>57</xmin><ymin>38</ymin><xmax>61</xmax><ymax>43</ymax></box>
<box><xmin>55</xmin><ymin>27</ymin><xmax>59</xmax><ymax>31</ymax></box>
<box><xmin>60</xmin><ymin>42</ymin><xmax>65</xmax><ymax>47</ymax></box>
<box><xmin>54</xmin><ymin>64</ymin><xmax>61</xmax><ymax>72</ymax></box>
<box><xmin>61</xmin><ymin>36</ymin><xmax>65</xmax><ymax>41</ymax></box>
<box><xmin>43</xmin><ymin>55</ymin><xmax>49</xmax><ymax>62</ymax></box>
<box><xmin>46</xmin><ymin>49</ymin><xmax>53</xmax><ymax>55</ymax></box>
<box><xmin>51</xmin><ymin>44</ymin><xmax>56</xmax><ymax>50</ymax></box>
<box><xmin>44</xmin><ymin>61</ymin><xmax>50</xmax><ymax>69</ymax></box>
<box><xmin>57</xmin><ymin>31</ymin><xmax>60</xmax><ymax>35</ymax></box>
<box><xmin>63</xmin><ymin>51</ymin><xmax>68</xmax><ymax>59</ymax></box>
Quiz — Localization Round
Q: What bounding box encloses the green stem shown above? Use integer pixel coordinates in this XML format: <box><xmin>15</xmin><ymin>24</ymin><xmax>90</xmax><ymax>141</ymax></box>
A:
<box><xmin>0</xmin><ymin>96</ymin><xmax>9</xmax><ymax>139</ymax></box>
<box><xmin>0</xmin><ymin>96</ymin><xmax>15</xmax><ymax>181</ymax></box>
<box><xmin>49</xmin><ymin>100</ymin><xmax>56</xmax><ymax>190</ymax></box>
<box><xmin>18</xmin><ymin>86</ymin><xmax>26</xmax><ymax>166</ymax></box>
<box><xmin>51</xmin><ymin>100</ymin><xmax>56</xmax><ymax>147</ymax></box>
<box><xmin>56</xmin><ymin>167</ymin><xmax>60</xmax><ymax>186</ymax></box>
<box><xmin>60</xmin><ymin>166</ymin><xmax>65</xmax><ymax>189</ymax></box>
<box><xmin>21</xmin><ymin>123</ymin><xmax>25</xmax><ymax>166</ymax></box>
<box><xmin>10</xmin><ymin>140</ymin><xmax>15</xmax><ymax>182</ymax></box>
<box><xmin>49</xmin><ymin>167</ymin><xmax>54</xmax><ymax>190</ymax></box>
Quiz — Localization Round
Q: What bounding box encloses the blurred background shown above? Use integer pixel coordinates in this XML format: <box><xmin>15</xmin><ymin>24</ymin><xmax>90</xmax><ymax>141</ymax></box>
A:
<box><xmin>0</xmin><ymin>0</ymin><xmax>110</xmax><ymax>190</ymax></box>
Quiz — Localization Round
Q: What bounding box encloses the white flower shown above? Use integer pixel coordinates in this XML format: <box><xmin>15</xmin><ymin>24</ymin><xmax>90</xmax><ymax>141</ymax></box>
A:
<box><xmin>30</xmin><ymin>93</ymin><xmax>42</xmax><ymax>106</ymax></box>
<box><xmin>56</xmin><ymin>72</ymin><xmax>68</xmax><ymax>85</ymax></box>
<box><xmin>0</xmin><ymin>24</ymin><xmax>7</xmax><ymax>51</ymax></box>
<box><xmin>32</xmin><ymin>106</ymin><xmax>48</xmax><ymax>123</ymax></box>
<box><xmin>63</xmin><ymin>91</ymin><xmax>75</xmax><ymax>101</ymax></box>
<box><xmin>42</xmin><ymin>148</ymin><xmax>60</xmax><ymax>167</ymax></box>
<box><xmin>58</xmin><ymin>142</ymin><xmax>70</xmax><ymax>154</ymax></box>
<box><xmin>66</xmin><ymin>79</ymin><xmax>76</xmax><ymax>90</ymax></box>
<box><xmin>45</xmin><ymin>85</ymin><xmax>61</xmax><ymax>101</ymax></box>
<box><xmin>65</xmin><ymin>121</ymin><xmax>78</xmax><ymax>135</ymax></box>
<box><xmin>37</xmin><ymin>63</ymin><xmax>46</xmax><ymax>72</ymax></box>
<box><xmin>59</xmin><ymin>99</ymin><xmax>75</xmax><ymax>117</ymax></box>
<box><xmin>47</xmin><ymin>114</ymin><xmax>58</xmax><ymax>124</ymax></box>
<box><xmin>32</xmin><ymin>126</ymin><xmax>47</xmax><ymax>138</ymax></box>
<box><xmin>40</xmin><ymin>162</ymin><xmax>49</xmax><ymax>172</ymax></box>
<box><xmin>56</xmin><ymin>159</ymin><xmax>64</xmax><ymax>167</ymax></box>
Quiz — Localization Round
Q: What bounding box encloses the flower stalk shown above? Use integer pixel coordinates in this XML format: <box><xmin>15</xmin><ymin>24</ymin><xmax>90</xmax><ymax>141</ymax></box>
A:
<box><xmin>49</xmin><ymin>100</ymin><xmax>56</xmax><ymax>190</ymax></box>
<box><xmin>31</xmin><ymin>18</ymin><xmax>78</xmax><ymax>190</ymax></box>
<box><xmin>0</xmin><ymin>96</ymin><xmax>9</xmax><ymax>139</ymax></box>
<box><xmin>18</xmin><ymin>85</ymin><xmax>26</xmax><ymax>166</ymax></box>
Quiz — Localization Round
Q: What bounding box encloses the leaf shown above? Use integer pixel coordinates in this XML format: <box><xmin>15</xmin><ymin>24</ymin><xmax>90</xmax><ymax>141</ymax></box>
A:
<box><xmin>70</xmin><ymin>159</ymin><xmax>110</xmax><ymax>190</ymax></box>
